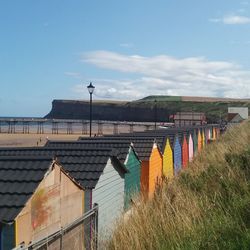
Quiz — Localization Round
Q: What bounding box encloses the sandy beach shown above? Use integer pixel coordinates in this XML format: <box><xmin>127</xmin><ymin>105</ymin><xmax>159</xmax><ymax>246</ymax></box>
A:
<box><xmin>0</xmin><ymin>122</ymin><xmax>148</xmax><ymax>147</ymax></box>
<box><xmin>0</xmin><ymin>133</ymin><xmax>82</xmax><ymax>147</ymax></box>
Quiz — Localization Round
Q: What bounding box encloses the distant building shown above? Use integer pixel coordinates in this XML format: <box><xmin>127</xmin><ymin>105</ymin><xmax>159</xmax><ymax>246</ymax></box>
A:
<box><xmin>228</xmin><ymin>107</ymin><xmax>249</xmax><ymax>124</ymax></box>
<box><xmin>171</xmin><ymin>112</ymin><xmax>206</xmax><ymax>127</ymax></box>
<box><xmin>228</xmin><ymin>107</ymin><xmax>248</xmax><ymax>119</ymax></box>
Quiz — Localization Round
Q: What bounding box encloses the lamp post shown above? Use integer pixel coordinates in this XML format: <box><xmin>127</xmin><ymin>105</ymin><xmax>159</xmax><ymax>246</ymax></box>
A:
<box><xmin>87</xmin><ymin>82</ymin><xmax>95</xmax><ymax>137</ymax></box>
<box><xmin>154</xmin><ymin>99</ymin><xmax>157</xmax><ymax>131</ymax></box>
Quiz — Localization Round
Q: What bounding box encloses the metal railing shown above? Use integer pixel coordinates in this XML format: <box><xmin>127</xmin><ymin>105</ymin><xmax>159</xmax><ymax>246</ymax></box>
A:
<box><xmin>14</xmin><ymin>205</ymin><xmax>98</xmax><ymax>250</ymax></box>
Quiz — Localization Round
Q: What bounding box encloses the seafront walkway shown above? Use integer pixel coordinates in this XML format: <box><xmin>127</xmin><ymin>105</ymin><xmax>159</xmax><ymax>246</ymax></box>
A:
<box><xmin>0</xmin><ymin>118</ymin><xmax>171</xmax><ymax>135</ymax></box>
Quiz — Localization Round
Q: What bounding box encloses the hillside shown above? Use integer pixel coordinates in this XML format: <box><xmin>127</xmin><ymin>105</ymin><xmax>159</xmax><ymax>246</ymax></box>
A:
<box><xmin>138</xmin><ymin>95</ymin><xmax>250</xmax><ymax>103</ymax></box>
<box><xmin>45</xmin><ymin>96</ymin><xmax>250</xmax><ymax>123</ymax></box>
<box><xmin>107</xmin><ymin>121</ymin><xmax>250</xmax><ymax>249</ymax></box>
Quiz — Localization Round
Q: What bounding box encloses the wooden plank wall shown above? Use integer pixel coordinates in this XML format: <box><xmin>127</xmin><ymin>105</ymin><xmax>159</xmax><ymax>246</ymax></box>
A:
<box><xmin>124</xmin><ymin>148</ymin><xmax>141</xmax><ymax>210</ymax></box>
<box><xmin>141</xmin><ymin>160</ymin><xmax>149</xmax><ymax>198</ymax></box>
<box><xmin>182</xmin><ymin>135</ymin><xmax>189</xmax><ymax>169</ymax></box>
<box><xmin>188</xmin><ymin>134</ymin><xmax>194</xmax><ymax>162</ymax></box>
<box><xmin>92</xmin><ymin>158</ymin><xmax>125</xmax><ymax>240</ymax></box>
<box><xmin>15</xmin><ymin>164</ymin><xmax>84</xmax><ymax>246</ymax></box>
<box><xmin>148</xmin><ymin>145</ymin><xmax>163</xmax><ymax>199</ymax></box>
<box><xmin>173</xmin><ymin>136</ymin><xmax>182</xmax><ymax>175</ymax></box>
<box><xmin>163</xmin><ymin>138</ymin><xmax>174</xmax><ymax>178</ymax></box>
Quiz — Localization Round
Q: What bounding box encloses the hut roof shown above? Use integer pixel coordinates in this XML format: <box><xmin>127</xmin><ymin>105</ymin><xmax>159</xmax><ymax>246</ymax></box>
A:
<box><xmin>78</xmin><ymin>136</ymin><xmax>163</xmax><ymax>160</ymax></box>
<box><xmin>0</xmin><ymin>156</ymin><xmax>55</xmax><ymax>223</ymax></box>
<box><xmin>0</xmin><ymin>147</ymin><xmax>128</xmax><ymax>190</ymax></box>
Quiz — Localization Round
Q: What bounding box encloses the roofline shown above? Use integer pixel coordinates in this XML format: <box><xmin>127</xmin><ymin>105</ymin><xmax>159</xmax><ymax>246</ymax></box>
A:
<box><xmin>54</xmin><ymin>160</ymin><xmax>85</xmax><ymax>190</ymax></box>
<box><xmin>124</xmin><ymin>143</ymin><xmax>141</xmax><ymax>164</ymax></box>
<box><xmin>110</xmin><ymin>155</ymin><xmax>129</xmax><ymax>174</ymax></box>
<box><xmin>0</xmin><ymin>159</ymin><xmax>55</xmax><ymax>224</ymax></box>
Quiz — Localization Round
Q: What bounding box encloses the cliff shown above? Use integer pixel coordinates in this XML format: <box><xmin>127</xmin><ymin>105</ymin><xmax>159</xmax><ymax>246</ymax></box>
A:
<box><xmin>45</xmin><ymin>99</ymin><xmax>169</xmax><ymax>122</ymax></box>
<box><xmin>45</xmin><ymin>96</ymin><xmax>250</xmax><ymax>122</ymax></box>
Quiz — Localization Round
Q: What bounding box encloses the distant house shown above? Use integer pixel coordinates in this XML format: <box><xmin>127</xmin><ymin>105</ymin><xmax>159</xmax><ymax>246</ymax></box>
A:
<box><xmin>171</xmin><ymin>112</ymin><xmax>206</xmax><ymax>127</ymax></box>
<box><xmin>0</xmin><ymin>156</ymin><xmax>84</xmax><ymax>249</ymax></box>
<box><xmin>228</xmin><ymin>107</ymin><xmax>248</xmax><ymax>120</ymax></box>
<box><xmin>228</xmin><ymin>113</ymin><xmax>245</xmax><ymax>124</ymax></box>
<box><xmin>227</xmin><ymin>107</ymin><xmax>248</xmax><ymax>126</ymax></box>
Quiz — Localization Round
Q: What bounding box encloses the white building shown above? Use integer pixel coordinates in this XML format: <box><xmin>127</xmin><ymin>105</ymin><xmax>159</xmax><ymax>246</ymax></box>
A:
<box><xmin>228</xmin><ymin>107</ymin><xmax>249</xmax><ymax>123</ymax></box>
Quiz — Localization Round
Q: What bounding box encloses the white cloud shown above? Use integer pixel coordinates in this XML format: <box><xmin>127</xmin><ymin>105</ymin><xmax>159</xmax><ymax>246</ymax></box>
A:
<box><xmin>210</xmin><ymin>15</ymin><xmax>250</xmax><ymax>24</ymax></box>
<box><xmin>223</xmin><ymin>15</ymin><xmax>250</xmax><ymax>24</ymax></box>
<box><xmin>73</xmin><ymin>78</ymin><xmax>144</xmax><ymax>100</ymax></box>
<box><xmin>77</xmin><ymin>50</ymin><xmax>250</xmax><ymax>100</ymax></box>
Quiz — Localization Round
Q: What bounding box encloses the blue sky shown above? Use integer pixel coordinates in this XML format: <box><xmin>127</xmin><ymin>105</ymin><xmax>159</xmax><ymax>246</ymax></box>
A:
<box><xmin>1</xmin><ymin>0</ymin><xmax>250</xmax><ymax>116</ymax></box>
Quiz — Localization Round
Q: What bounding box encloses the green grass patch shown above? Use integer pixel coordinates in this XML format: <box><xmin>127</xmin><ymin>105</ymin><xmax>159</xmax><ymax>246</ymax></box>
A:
<box><xmin>107</xmin><ymin>121</ymin><xmax>250</xmax><ymax>250</ymax></box>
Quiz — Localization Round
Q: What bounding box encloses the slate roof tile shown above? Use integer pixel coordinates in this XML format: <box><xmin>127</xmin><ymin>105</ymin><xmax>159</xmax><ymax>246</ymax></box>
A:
<box><xmin>0</xmin><ymin>147</ymin><xmax>127</xmax><ymax>190</ymax></box>
<box><xmin>0</xmin><ymin>157</ymin><xmax>53</xmax><ymax>223</ymax></box>
<box><xmin>0</xmin><ymin>147</ymin><xmax>127</xmax><ymax>223</ymax></box>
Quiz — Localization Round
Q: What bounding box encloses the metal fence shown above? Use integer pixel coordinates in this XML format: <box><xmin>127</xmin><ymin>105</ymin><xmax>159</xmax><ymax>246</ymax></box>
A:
<box><xmin>16</xmin><ymin>205</ymin><xmax>98</xmax><ymax>250</ymax></box>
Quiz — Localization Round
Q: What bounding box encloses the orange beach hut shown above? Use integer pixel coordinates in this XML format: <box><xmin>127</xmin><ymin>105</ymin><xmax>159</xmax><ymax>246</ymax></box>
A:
<box><xmin>182</xmin><ymin>133</ymin><xmax>189</xmax><ymax>168</ymax></box>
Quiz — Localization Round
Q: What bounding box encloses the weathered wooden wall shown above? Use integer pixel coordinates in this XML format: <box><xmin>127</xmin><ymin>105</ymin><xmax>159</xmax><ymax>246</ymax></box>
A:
<box><xmin>15</xmin><ymin>164</ymin><xmax>84</xmax><ymax>246</ymax></box>
<box><xmin>92</xmin><ymin>158</ymin><xmax>125</xmax><ymax>239</ymax></box>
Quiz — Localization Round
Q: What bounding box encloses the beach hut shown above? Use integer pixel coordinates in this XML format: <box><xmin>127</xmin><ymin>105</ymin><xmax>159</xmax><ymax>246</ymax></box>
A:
<box><xmin>0</xmin><ymin>156</ymin><xmax>84</xmax><ymax>249</ymax></box>
<box><xmin>46</xmin><ymin>139</ymin><xmax>141</xmax><ymax>211</ymax></box>
<box><xmin>210</xmin><ymin>126</ymin><xmax>213</xmax><ymax>138</ymax></box>
<box><xmin>182</xmin><ymin>133</ymin><xmax>189</xmax><ymax>169</ymax></box>
<box><xmin>188</xmin><ymin>133</ymin><xmax>194</xmax><ymax>162</ymax></box>
<box><xmin>0</xmin><ymin>147</ymin><xmax>128</xmax><ymax>241</ymax></box>
<box><xmin>197</xmin><ymin>129</ymin><xmax>203</xmax><ymax>152</ymax></box>
<box><xmin>162</xmin><ymin>137</ymin><xmax>174</xmax><ymax>178</ymax></box>
<box><xmin>205</xmin><ymin>127</ymin><xmax>211</xmax><ymax>143</ymax></box>
<box><xmin>213</xmin><ymin>127</ymin><xmax>217</xmax><ymax>140</ymax></box>
<box><xmin>173</xmin><ymin>134</ymin><xmax>182</xmax><ymax>175</ymax></box>
<box><xmin>146</xmin><ymin>141</ymin><xmax>163</xmax><ymax>198</ymax></box>
<box><xmin>216</xmin><ymin>127</ymin><xmax>220</xmax><ymax>138</ymax></box>
<box><xmin>87</xmin><ymin>136</ymin><xmax>164</xmax><ymax>199</ymax></box>
<box><xmin>202</xmin><ymin>129</ymin><xmax>206</xmax><ymax>147</ymax></box>
<box><xmin>192</xmin><ymin>129</ymin><xmax>198</xmax><ymax>154</ymax></box>
<box><xmin>207</xmin><ymin>126</ymin><xmax>215</xmax><ymax>144</ymax></box>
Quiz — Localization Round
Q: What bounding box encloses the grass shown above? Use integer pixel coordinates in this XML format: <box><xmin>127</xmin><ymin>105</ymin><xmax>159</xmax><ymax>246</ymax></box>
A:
<box><xmin>106</xmin><ymin>121</ymin><xmax>250</xmax><ymax>250</ymax></box>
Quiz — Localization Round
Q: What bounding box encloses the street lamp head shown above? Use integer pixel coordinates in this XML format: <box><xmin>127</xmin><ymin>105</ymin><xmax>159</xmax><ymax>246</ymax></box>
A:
<box><xmin>87</xmin><ymin>82</ymin><xmax>95</xmax><ymax>94</ymax></box>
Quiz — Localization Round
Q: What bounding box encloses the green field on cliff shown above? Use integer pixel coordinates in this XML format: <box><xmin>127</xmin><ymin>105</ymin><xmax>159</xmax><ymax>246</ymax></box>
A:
<box><xmin>131</xmin><ymin>95</ymin><xmax>250</xmax><ymax>123</ymax></box>
<box><xmin>107</xmin><ymin>121</ymin><xmax>250</xmax><ymax>250</ymax></box>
